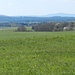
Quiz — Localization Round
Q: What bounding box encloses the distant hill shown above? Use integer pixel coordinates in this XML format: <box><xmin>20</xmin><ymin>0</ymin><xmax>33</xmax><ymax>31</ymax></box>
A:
<box><xmin>0</xmin><ymin>14</ymin><xmax>75</xmax><ymax>23</ymax></box>
<box><xmin>45</xmin><ymin>13</ymin><xmax>75</xmax><ymax>17</ymax></box>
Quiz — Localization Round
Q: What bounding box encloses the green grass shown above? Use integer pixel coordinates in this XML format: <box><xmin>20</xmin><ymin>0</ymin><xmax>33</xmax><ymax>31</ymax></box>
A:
<box><xmin>0</xmin><ymin>30</ymin><xmax>75</xmax><ymax>75</ymax></box>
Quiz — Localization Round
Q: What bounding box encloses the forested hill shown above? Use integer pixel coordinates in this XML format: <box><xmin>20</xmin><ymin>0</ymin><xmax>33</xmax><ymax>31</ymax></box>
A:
<box><xmin>0</xmin><ymin>15</ymin><xmax>75</xmax><ymax>23</ymax></box>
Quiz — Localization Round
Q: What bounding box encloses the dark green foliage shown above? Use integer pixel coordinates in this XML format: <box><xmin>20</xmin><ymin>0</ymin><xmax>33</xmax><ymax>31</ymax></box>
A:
<box><xmin>54</xmin><ymin>23</ymin><xmax>63</xmax><ymax>31</ymax></box>
<box><xmin>68</xmin><ymin>22</ymin><xmax>75</xmax><ymax>30</ymax></box>
<box><xmin>32</xmin><ymin>22</ymin><xmax>55</xmax><ymax>31</ymax></box>
<box><xmin>17</xmin><ymin>26</ymin><xmax>27</xmax><ymax>32</ymax></box>
<box><xmin>32</xmin><ymin>22</ymin><xmax>75</xmax><ymax>31</ymax></box>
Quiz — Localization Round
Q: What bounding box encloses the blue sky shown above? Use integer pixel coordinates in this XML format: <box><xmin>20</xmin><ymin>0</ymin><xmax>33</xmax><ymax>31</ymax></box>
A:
<box><xmin>0</xmin><ymin>0</ymin><xmax>75</xmax><ymax>16</ymax></box>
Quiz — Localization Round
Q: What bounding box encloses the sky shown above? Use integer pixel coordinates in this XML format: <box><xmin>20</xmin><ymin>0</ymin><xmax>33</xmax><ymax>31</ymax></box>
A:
<box><xmin>0</xmin><ymin>0</ymin><xmax>75</xmax><ymax>16</ymax></box>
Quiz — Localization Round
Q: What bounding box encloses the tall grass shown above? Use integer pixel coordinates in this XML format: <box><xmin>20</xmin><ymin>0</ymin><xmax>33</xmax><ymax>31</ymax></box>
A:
<box><xmin>0</xmin><ymin>30</ymin><xmax>75</xmax><ymax>75</ymax></box>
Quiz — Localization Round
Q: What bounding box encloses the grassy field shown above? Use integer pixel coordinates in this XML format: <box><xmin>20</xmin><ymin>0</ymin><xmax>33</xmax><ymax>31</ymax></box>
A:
<box><xmin>0</xmin><ymin>29</ymin><xmax>75</xmax><ymax>75</ymax></box>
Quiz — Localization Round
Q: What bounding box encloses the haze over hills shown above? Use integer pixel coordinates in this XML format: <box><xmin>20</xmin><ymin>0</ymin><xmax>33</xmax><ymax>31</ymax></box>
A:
<box><xmin>1</xmin><ymin>13</ymin><xmax>75</xmax><ymax>17</ymax></box>
<box><xmin>45</xmin><ymin>13</ymin><xmax>75</xmax><ymax>17</ymax></box>
<box><xmin>0</xmin><ymin>13</ymin><xmax>75</xmax><ymax>23</ymax></box>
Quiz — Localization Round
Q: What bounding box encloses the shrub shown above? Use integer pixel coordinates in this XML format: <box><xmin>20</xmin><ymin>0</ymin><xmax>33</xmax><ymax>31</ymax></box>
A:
<box><xmin>17</xmin><ymin>26</ymin><xmax>27</xmax><ymax>32</ymax></box>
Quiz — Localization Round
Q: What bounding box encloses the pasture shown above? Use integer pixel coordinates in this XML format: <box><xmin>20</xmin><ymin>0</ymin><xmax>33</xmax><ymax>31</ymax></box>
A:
<box><xmin>0</xmin><ymin>29</ymin><xmax>75</xmax><ymax>75</ymax></box>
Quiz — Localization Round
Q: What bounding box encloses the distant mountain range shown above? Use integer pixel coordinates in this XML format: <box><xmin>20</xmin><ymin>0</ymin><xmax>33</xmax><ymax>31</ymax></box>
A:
<box><xmin>0</xmin><ymin>13</ymin><xmax>75</xmax><ymax>23</ymax></box>
<box><xmin>45</xmin><ymin>13</ymin><xmax>75</xmax><ymax>17</ymax></box>
<box><xmin>1</xmin><ymin>13</ymin><xmax>75</xmax><ymax>17</ymax></box>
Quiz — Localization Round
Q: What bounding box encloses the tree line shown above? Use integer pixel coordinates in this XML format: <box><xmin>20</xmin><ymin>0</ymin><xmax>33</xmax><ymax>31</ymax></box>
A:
<box><xmin>0</xmin><ymin>22</ymin><xmax>74</xmax><ymax>32</ymax></box>
<box><xmin>32</xmin><ymin>22</ymin><xmax>75</xmax><ymax>31</ymax></box>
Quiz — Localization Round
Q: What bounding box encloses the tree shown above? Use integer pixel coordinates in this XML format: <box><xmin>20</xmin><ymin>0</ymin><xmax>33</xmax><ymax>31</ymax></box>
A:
<box><xmin>68</xmin><ymin>22</ymin><xmax>75</xmax><ymax>30</ymax></box>
<box><xmin>32</xmin><ymin>22</ymin><xmax>55</xmax><ymax>31</ymax></box>
<box><xmin>54</xmin><ymin>23</ymin><xmax>63</xmax><ymax>31</ymax></box>
<box><xmin>17</xmin><ymin>26</ymin><xmax>27</xmax><ymax>32</ymax></box>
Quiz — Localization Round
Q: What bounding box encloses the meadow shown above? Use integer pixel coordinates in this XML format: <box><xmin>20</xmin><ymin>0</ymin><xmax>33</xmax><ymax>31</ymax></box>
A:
<box><xmin>0</xmin><ymin>29</ymin><xmax>75</xmax><ymax>75</ymax></box>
